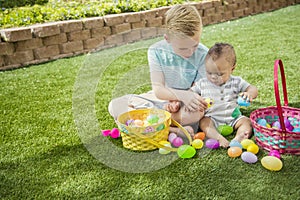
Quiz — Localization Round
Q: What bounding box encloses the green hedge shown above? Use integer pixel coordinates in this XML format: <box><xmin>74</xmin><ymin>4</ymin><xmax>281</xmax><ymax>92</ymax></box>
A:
<box><xmin>0</xmin><ymin>0</ymin><xmax>193</xmax><ymax>29</ymax></box>
<box><xmin>0</xmin><ymin>0</ymin><xmax>48</xmax><ymax>8</ymax></box>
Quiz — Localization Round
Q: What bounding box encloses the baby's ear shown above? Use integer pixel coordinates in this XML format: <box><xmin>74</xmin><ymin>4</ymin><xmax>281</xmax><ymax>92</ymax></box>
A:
<box><xmin>231</xmin><ymin>64</ymin><xmax>236</xmax><ymax>71</ymax></box>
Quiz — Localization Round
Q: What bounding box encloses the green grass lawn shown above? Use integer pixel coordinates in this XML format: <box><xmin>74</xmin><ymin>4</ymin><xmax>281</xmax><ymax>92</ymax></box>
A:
<box><xmin>1</xmin><ymin>5</ymin><xmax>300</xmax><ymax>199</ymax></box>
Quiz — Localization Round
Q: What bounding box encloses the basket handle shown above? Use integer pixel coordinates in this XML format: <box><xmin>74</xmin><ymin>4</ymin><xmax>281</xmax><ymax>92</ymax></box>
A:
<box><xmin>274</xmin><ymin>59</ymin><xmax>288</xmax><ymax>134</ymax></box>
<box><xmin>132</xmin><ymin>119</ymin><xmax>193</xmax><ymax>152</ymax></box>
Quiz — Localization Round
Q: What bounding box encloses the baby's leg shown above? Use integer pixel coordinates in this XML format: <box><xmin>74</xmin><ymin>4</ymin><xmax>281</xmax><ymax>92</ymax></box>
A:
<box><xmin>200</xmin><ymin>117</ymin><xmax>229</xmax><ymax>147</ymax></box>
<box><xmin>170</xmin><ymin>126</ymin><xmax>195</xmax><ymax>138</ymax></box>
<box><xmin>233</xmin><ymin>117</ymin><xmax>253</xmax><ymax>142</ymax></box>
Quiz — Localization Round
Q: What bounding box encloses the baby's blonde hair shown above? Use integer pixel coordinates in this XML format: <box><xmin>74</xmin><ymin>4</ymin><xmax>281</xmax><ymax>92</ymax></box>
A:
<box><xmin>165</xmin><ymin>4</ymin><xmax>202</xmax><ymax>37</ymax></box>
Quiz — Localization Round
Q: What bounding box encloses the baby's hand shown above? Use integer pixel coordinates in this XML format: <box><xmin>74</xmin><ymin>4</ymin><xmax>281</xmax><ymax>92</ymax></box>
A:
<box><xmin>239</xmin><ymin>92</ymin><xmax>253</xmax><ymax>102</ymax></box>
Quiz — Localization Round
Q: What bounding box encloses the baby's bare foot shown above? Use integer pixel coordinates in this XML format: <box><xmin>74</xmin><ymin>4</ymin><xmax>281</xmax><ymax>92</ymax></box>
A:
<box><xmin>218</xmin><ymin>137</ymin><xmax>230</xmax><ymax>148</ymax></box>
<box><xmin>233</xmin><ymin>131</ymin><xmax>251</xmax><ymax>143</ymax></box>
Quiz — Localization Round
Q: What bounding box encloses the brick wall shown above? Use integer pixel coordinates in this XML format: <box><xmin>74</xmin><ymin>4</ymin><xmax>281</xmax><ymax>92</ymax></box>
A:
<box><xmin>0</xmin><ymin>0</ymin><xmax>299</xmax><ymax>70</ymax></box>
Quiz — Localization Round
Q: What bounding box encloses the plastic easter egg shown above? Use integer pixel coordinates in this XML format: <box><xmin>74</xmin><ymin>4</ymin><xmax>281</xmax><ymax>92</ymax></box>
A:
<box><xmin>217</xmin><ymin>125</ymin><xmax>233</xmax><ymax>136</ymax></box>
<box><xmin>172</xmin><ymin>137</ymin><xmax>184</xmax><ymax>147</ymax></box>
<box><xmin>241</xmin><ymin>139</ymin><xmax>255</xmax><ymax>149</ymax></box>
<box><xmin>268</xmin><ymin>150</ymin><xmax>281</xmax><ymax>159</ymax></box>
<box><xmin>247</xmin><ymin>143</ymin><xmax>259</xmax><ymax>154</ymax></box>
<box><xmin>192</xmin><ymin>139</ymin><xmax>204</xmax><ymax>149</ymax></box>
<box><xmin>102</xmin><ymin>129</ymin><xmax>111</xmax><ymax>137</ymax></box>
<box><xmin>205</xmin><ymin>98</ymin><xmax>214</xmax><ymax>108</ymax></box>
<box><xmin>229</xmin><ymin>140</ymin><xmax>243</xmax><ymax>149</ymax></box>
<box><xmin>134</xmin><ymin>119</ymin><xmax>144</xmax><ymax>127</ymax></box>
<box><xmin>125</xmin><ymin>119</ymin><xmax>134</xmax><ymax>126</ymax></box>
<box><xmin>168</xmin><ymin>132</ymin><xmax>177</xmax><ymax>143</ymax></box>
<box><xmin>159</xmin><ymin>141</ymin><xmax>171</xmax><ymax>155</ymax></box>
<box><xmin>177</xmin><ymin>145</ymin><xmax>196</xmax><ymax>158</ymax></box>
<box><xmin>147</xmin><ymin>114</ymin><xmax>159</xmax><ymax>124</ymax></box>
<box><xmin>110</xmin><ymin>128</ymin><xmax>120</xmax><ymax>138</ymax></box>
<box><xmin>231</xmin><ymin>107</ymin><xmax>242</xmax><ymax>119</ymax></box>
<box><xmin>266</xmin><ymin>123</ymin><xmax>271</xmax><ymax>128</ymax></box>
<box><xmin>241</xmin><ymin>152</ymin><xmax>258</xmax><ymax>164</ymax></box>
<box><xmin>257</xmin><ymin>118</ymin><xmax>267</xmax><ymax>127</ymax></box>
<box><xmin>293</xmin><ymin>127</ymin><xmax>300</xmax><ymax>133</ymax></box>
<box><xmin>205</xmin><ymin>139</ymin><xmax>220</xmax><ymax>149</ymax></box>
<box><xmin>227</xmin><ymin>147</ymin><xmax>242</xmax><ymax>158</ymax></box>
<box><xmin>194</xmin><ymin>132</ymin><xmax>206</xmax><ymax>140</ymax></box>
<box><xmin>261</xmin><ymin>156</ymin><xmax>283</xmax><ymax>171</ymax></box>
<box><xmin>237</xmin><ymin>96</ymin><xmax>250</xmax><ymax>107</ymax></box>
<box><xmin>272</xmin><ymin>121</ymin><xmax>281</xmax><ymax>129</ymax></box>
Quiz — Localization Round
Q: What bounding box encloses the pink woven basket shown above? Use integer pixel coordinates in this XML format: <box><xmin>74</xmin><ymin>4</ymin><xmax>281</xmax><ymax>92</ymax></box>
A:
<box><xmin>250</xmin><ymin>59</ymin><xmax>300</xmax><ymax>155</ymax></box>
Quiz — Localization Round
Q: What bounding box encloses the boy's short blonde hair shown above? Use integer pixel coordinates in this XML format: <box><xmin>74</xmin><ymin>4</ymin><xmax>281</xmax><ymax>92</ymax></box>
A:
<box><xmin>165</xmin><ymin>4</ymin><xmax>202</xmax><ymax>37</ymax></box>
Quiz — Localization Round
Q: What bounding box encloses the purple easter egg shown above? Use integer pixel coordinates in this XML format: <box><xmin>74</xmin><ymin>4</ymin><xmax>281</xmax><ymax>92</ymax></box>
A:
<box><xmin>272</xmin><ymin>121</ymin><xmax>281</xmax><ymax>129</ymax></box>
<box><xmin>205</xmin><ymin>139</ymin><xmax>220</xmax><ymax>149</ymax></box>
<box><xmin>172</xmin><ymin>137</ymin><xmax>183</xmax><ymax>147</ymax></box>
<box><xmin>168</xmin><ymin>132</ymin><xmax>177</xmax><ymax>143</ymax></box>
<box><xmin>269</xmin><ymin>150</ymin><xmax>281</xmax><ymax>159</ymax></box>
<box><xmin>284</xmin><ymin>118</ymin><xmax>294</xmax><ymax>131</ymax></box>
<box><xmin>241</xmin><ymin>152</ymin><xmax>258</xmax><ymax>164</ymax></box>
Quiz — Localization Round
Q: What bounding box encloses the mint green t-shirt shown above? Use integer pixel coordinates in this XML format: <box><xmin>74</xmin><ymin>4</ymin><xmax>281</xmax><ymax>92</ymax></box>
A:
<box><xmin>148</xmin><ymin>40</ymin><xmax>208</xmax><ymax>90</ymax></box>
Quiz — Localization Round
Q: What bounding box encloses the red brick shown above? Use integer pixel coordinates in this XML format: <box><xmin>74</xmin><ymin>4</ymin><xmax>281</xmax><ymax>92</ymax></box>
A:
<box><xmin>155</xmin><ymin>7</ymin><xmax>169</xmax><ymax>17</ymax></box>
<box><xmin>104</xmin><ymin>34</ymin><xmax>123</xmax><ymax>46</ymax></box>
<box><xmin>60</xmin><ymin>41</ymin><xmax>83</xmax><ymax>54</ymax></box>
<box><xmin>262</xmin><ymin>3</ymin><xmax>272</xmax><ymax>11</ymax></box>
<box><xmin>238</xmin><ymin>1</ymin><xmax>247</xmax><ymax>9</ymax></box>
<box><xmin>111</xmin><ymin>23</ymin><xmax>131</xmax><ymax>34</ymax></box>
<box><xmin>34</xmin><ymin>45</ymin><xmax>60</xmax><ymax>59</ymax></box>
<box><xmin>83</xmin><ymin>17</ymin><xmax>104</xmax><ymax>29</ymax></box>
<box><xmin>223</xmin><ymin>11</ymin><xmax>233</xmax><ymax>21</ymax></box>
<box><xmin>0</xmin><ymin>42</ymin><xmax>15</xmax><ymax>55</ymax></box>
<box><xmin>146</xmin><ymin>17</ymin><xmax>163</xmax><ymax>27</ymax></box>
<box><xmin>125</xmin><ymin>13</ymin><xmax>141</xmax><ymax>23</ymax></box>
<box><xmin>201</xmin><ymin>1</ymin><xmax>213</xmax><ymax>9</ymax></box>
<box><xmin>67</xmin><ymin>30</ymin><xmax>91</xmax><ymax>41</ymax></box>
<box><xmin>16</xmin><ymin>38</ymin><xmax>43</xmax><ymax>51</ymax></box>
<box><xmin>83</xmin><ymin>38</ymin><xmax>104</xmax><ymax>50</ymax></box>
<box><xmin>123</xmin><ymin>29</ymin><xmax>141</xmax><ymax>43</ymax></box>
<box><xmin>0</xmin><ymin>27</ymin><xmax>32</xmax><ymax>42</ymax></box>
<box><xmin>140</xmin><ymin>10</ymin><xmax>157</xmax><ymax>20</ymax></box>
<box><xmin>5</xmin><ymin>50</ymin><xmax>34</xmax><ymax>65</ymax></box>
<box><xmin>211</xmin><ymin>14</ymin><xmax>223</xmax><ymax>23</ymax></box>
<box><xmin>91</xmin><ymin>27</ymin><xmax>111</xmax><ymax>38</ymax></box>
<box><xmin>0</xmin><ymin>56</ymin><xmax>4</xmax><ymax>67</ymax></box>
<box><xmin>204</xmin><ymin>7</ymin><xmax>216</xmax><ymax>17</ymax></box>
<box><xmin>104</xmin><ymin>14</ymin><xmax>125</xmax><ymax>26</ymax></box>
<box><xmin>131</xmin><ymin>21</ymin><xmax>146</xmax><ymax>29</ymax></box>
<box><xmin>141</xmin><ymin>27</ymin><xmax>157</xmax><ymax>39</ymax></box>
<box><xmin>233</xmin><ymin>9</ymin><xmax>244</xmax><ymax>18</ymax></box>
<box><xmin>59</xmin><ymin>20</ymin><xmax>83</xmax><ymax>33</ymax></box>
<box><xmin>43</xmin><ymin>33</ymin><xmax>67</xmax><ymax>46</ymax></box>
<box><xmin>247</xmin><ymin>0</ymin><xmax>257</xmax><ymax>6</ymax></box>
<box><xmin>244</xmin><ymin>7</ymin><xmax>255</xmax><ymax>15</ymax></box>
<box><xmin>226</xmin><ymin>3</ymin><xmax>238</xmax><ymax>11</ymax></box>
<box><xmin>32</xmin><ymin>23</ymin><xmax>60</xmax><ymax>37</ymax></box>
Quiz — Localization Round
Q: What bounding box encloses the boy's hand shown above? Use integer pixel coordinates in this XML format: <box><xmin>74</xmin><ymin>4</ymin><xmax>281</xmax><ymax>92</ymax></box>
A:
<box><xmin>181</xmin><ymin>91</ymin><xmax>207</xmax><ymax>112</ymax></box>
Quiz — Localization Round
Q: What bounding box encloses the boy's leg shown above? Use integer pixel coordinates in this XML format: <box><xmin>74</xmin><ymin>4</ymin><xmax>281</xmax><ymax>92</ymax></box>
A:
<box><xmin>200</xmin><ymin>117</ymin><xmax>229</xmax><ymax>147</ymax></box>
<box><xmin>232</xmin><ymin>117</ymin><xmax>253</xmax><ymax>142</ymax></box>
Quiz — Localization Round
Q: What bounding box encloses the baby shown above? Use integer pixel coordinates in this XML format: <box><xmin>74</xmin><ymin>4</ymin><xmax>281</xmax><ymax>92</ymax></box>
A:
<box><xmin>166</xmin><ymin>43</ymin><xmax>258</xmax><ymax>147</ymax></box>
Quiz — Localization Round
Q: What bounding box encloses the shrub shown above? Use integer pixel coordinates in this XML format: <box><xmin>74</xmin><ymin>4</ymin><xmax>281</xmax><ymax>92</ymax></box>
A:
<box><xmin>0</xmin><ymin>0</ymin><xmax>190</xmax><ymax>28</ymax></box>
<box><xmin>0</xmin><ymin>0</ymin><xmax>48</xmax><ymax>9</ymax></box>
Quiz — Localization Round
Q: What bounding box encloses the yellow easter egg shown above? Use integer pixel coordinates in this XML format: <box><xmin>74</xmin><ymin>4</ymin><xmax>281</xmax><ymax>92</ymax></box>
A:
<box><xmin>192</xmin><ymin>139</ymin><xmax>204</xmax><ymax>149</ymax></box>
<box><xmin>247</xmin><ymin>143</ymin><xmax>259</xmax><ymax>154</ymax></box>
<box><xmin>261</xmin><ymin>156</ymin><xmax>283</xmax><ymax>171</ymax></box>
<box><xmin>241</xmin><ymin>139</ymin><xmax>255</xmax><ymax>149</ymax></box>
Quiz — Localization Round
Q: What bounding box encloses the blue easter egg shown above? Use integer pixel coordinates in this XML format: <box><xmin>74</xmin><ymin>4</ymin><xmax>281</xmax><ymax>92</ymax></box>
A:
<box><xmin>257</xmin><ymin>118</ymin><xmax>267</xmax><ymax>127</ymax></box>
<box><xmin>237</xmin><ymin>96</ymin><xmax>250</xmax><ymax>107</ymax></box>
<box><xmin>229</xmin><ymin>140</ymin><xmax>243</xmax><ymax>149</ymax></box>
<box><xmin>293</xmin><ymin>127</ymin><xmax>300</xmax><ymax>133</ymax></box>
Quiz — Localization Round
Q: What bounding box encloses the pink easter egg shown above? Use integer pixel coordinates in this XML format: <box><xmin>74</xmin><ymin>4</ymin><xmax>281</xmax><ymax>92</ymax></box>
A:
<box><xmin>102</xmin><ymin>129</ymin><xmax>111</xmax><ymax>137</ymax></box>
<box><xmin>268</xmin><ymin>150</ymin><xmax>281</xmax><ymax>159</ymax></box>
<box><xmin>172</xmin><ymin>137</ymin><xmax>184</xmax><ymax>147</ymax></box>
<box><xmin>168</xmin><ymin>132</ymin><xmax>177</xmax><ymax>143</ymax></box>
<box><xmin>110</xmin><ymin>128</ymin><xmax>120</xmax><ymax>138</ymax></box>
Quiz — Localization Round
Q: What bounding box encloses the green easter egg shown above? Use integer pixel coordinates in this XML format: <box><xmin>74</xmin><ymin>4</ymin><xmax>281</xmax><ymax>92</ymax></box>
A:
<box><xmin>217</xmin><ymin>125</ymin><xmax>233</xmax><ymax>136</ymax></box>
<box><xmin>177</xmin><ymin>145</ymin><xmax>196</xmax><ymax>159</ymax></box>
<box><xmin>232</xmin><ymin>107</ymin><xmax>242</xmax><ymax>119</ymax></box>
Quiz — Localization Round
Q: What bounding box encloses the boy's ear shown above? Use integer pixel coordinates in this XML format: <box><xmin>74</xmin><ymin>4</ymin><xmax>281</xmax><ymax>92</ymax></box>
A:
<box><xmin>164</xmin><ymin>34</ymin><xmax>170</xmax><ymax>43</ymax></box>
